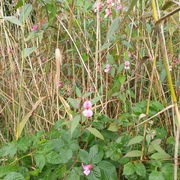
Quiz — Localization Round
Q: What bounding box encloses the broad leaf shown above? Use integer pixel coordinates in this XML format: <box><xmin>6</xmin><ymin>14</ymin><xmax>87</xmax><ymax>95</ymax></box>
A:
<box><xmin>135</xmin><ymin>163</ymin><xmax>146</xmax><ymax>177</ymax></box>
<box><xmin>23</xmin><ymin>47</ymin><xmax>37</xmax><ymax>58</ymax></box>
<box><xmin>149</xmin><ymin>170</ymin><xmax>164</xmax><ymax>180</ymax></box>
<box><xmin>98</xmin><ymin>161</ymin><xmax>118</xmax><ymax>180</ymax></box>
<box><xmin>124</xmin><ymin>150</ymin><xmax>142</xmax><ymax>157</ymax></box>
<box><xmin>123</xmin><ymin>162</ymin><xmax>135</xmax><ymax>176</ymax></box>
<box><xmin>87</xmin><ymin>127</ymin><xmax>104</xmax><ymax>140</ymax></box>
<box><xmin>34</xmin><ymin>154</ymin><xmax>46</xmax><ymax>171</ymax></box>
<box><xmin>127</xmin><ymin>135</ymin><xmax>144</xmax><ymax>146</ymax></box>
<box><xmin>19</xmin><ymin>3</ymin><xmax>32</xmax><ymax>22</ymax></box>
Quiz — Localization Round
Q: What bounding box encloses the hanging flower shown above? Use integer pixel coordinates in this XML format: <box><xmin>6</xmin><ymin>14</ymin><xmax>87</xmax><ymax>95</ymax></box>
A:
<box><xmin>82</xmin><ymin>163</ymin><xmax>93</xmax><ymax>176</ymax></box>
<box><xmin>104</xmin><ymin>9</ymin><xmax>112</xmax><ymax>18</ymax></box>
<box><xmin>124</xmin><ymin>61</ymin><xmax>130</xmax><ymax>70</ymax></box>
<box><xmin>104</xmin><ymin>64</ymin><xmax>111</xmax><ymax>72</ymax></box>
<box><xmin>83</xmin><ymin>109</ymin><xmax>93</xmax><ymax>118</ymax></box>
<box><xmin>32</xmin><ymin>25</ymin><xmax>38</xmax><ymax>31</ymax></box>
<box><xmin>83</xmin><ymin>100</ymin><xmax>92</xmax><ymax>109</ymax></box>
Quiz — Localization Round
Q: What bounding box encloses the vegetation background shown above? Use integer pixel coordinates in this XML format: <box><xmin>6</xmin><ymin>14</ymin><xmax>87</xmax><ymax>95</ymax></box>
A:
<box><xmin>0</xmin><ymin>0</ymin><xmax>180</xmax><ymax>179</ymax></box>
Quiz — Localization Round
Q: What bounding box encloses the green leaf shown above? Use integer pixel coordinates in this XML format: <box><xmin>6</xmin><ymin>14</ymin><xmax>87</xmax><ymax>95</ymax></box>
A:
<box><xmin>75</xmin><ymin>87</ymin><xmax>82</xmax><ymax>98</ymax></box>
<box><xmin>68</xmin><ymin>98</ymin><xmax>81</xmax><ymax>109</ymax></box>
<box><xmin>149</xmin><ymin>170</ymin><xmax>164</xmax><ymax>180</ymax></box>
<box><xmin>91</xmin><ymin>96</ymin><xmax>103</xmax><ymax>105</ymax></box>
<box><xmin>99</xmin><ymin>161</ymin><xmax>118</xmax><ymax>180</ymax></box>
<box><xmin>161</xmin><ymin>1</ymin><xmax>176</xmax><ymax>10</ymax></box>
<box><xmin>87</xmin><ymin>127</ymin><xmax>104</xmax><ymax>140</ymax></box>
<box><xmin>0</xmin><ymin>166</ymin><xmax>19</xmax><ymax>178</ymax></box>
<box><xmin>160</xmin><ymin>69</ymin><xmax>166</xmax><ymax>82</ymax></box>
<box><xmin>99</xmin><ymin>42</ymin><xmax>112</xmax><ymax>52</ymax></box>
<box><xmin>71</xmin><ymin>115</ymin><xmax>80</xmax><ymax>136</ymax></box>
<box><xmin>123</xmin><ymin>162</ymin><xmax>135</xmax><ymax>176</ymax></box>
<box><xmin>118</xmin><ymin>75</ymin><xmax>126</xmax><ymax>84</ymax></box>
<box><xmin>89</xmin><ymin>145</ymin><xmax>104</xmax><ymax>164</ymax></box>
<box><xmin>107</xmin><ymin>17</ymin><xmax>121</xmax><ymax>39</ymax></box>
<box><xmin>4</xmin><ymin>172</ymin><xmax>24</xmax><ymax>180</ymax></box>
<box><xmin>127</xmin><ymin>136</ymin><xmax>144</xmax><ymax>146</ymax></box>
<box><xmin>161</xmin><ymin>163</ymin><xmax>174</xmax><ymax>180</ymax></box>
<box><xmin>135</xmin><ymin>163</ymin><xmax>146</xmax><ymax>177</ymax></box>
<box><xmin>151</xmin><ymin>142</ymin><xmax>167</xmax><ymax>154</ymax></box>
<box><xmin>79</xmin><ymin>149</ymin><xmax>89</xmax><ymax>164</ymax></box>
<box><xmin>3</xmin><ymin>16</ymin><xmax>22</xmax><ymax>26</ymax></box>
<box><xmin>23</xmin><ymin>47</ymin><xmax>37</xmax><ymax>58</ymax></box>
<box><xmin>19</xmin><ymin>4</ymin><xmax>32</xmax><ymax>22</ymax></box>
<box><xmin>0</xmin><ymin>143</ymin><xmax>17</xmax><ymax>158</ymax></box>
<box><xmin>14</xmin><ymin>0</ymin><xmax>28</xmax><ymax>9</ymax></box>
<box><xmin>108</xmin><ymin>123</ymin><xmax>118</xmax><ymax>132</ymax></box>
<box><xmin>124</xmin><ymin>150</ymin><xmax>143</xmax><ymax>158</ymax></box>
<box><xmin>83</xmin><ymin>92</ymin><xmax>93</xmax><ymax>98</ymax></box>
<box><xmin>151</xmin><ymin>152</ymin><xmax>171</xmax><ymax>160</ymax></box>
<box><xmin>34</xmin><ymin>154</ymin><xmax>45</xmax><ymax>171</ymax></box>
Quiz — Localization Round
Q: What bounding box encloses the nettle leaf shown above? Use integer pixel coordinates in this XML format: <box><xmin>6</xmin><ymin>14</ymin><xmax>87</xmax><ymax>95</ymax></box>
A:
<box><xmin>135</xmin><ymin>163</ymin><xmax>146</xmax><ymax>177</ymax></box>
<box><xmin>3</xmin><ymin>172</ymin><xmax>24</xmax><ymax>180</ymax></box>
<box><xmin>124</xmin><ymin>150</ymin><xmax>142</xmax><ymax>158</ymax></box>
<box><xmin>123</xmin><ymin>162</ymin><xmax>135</xmax><ymax>176</ymax></box>
<box><xmin>98</xmin><ymin>161</ymin><xmax>118</xmax><ymax>180</ymax></box>
<box><xmin>87</xmin><ymin>127</ymin><xmax>104</xmax><ymax>141</ymax></box>
<box><xmin>34</xmin><ymin>154</ymin><xmax>46</xmax><ymax>171</ymax></box>
<box><xmin>71</xmin><ymin>115</ymin><xmax>80</xmax><ymax>136</ymax></box>
<box><xmin>89</xmin><ymin>145</ymin><xmax>104</xmax><ymax>164</ymax></box>
<box><xmin>161</xmin><ymin>163</ymin><xmax>174</xmax><ymax>180</ymax></box>
<box><xmin>149</xmin><ymin>170</ymin><xmax>164</xmax><ymax>180</ymax></box>
<box><xmin>0</xmin><ymin>166</ymin><xmax>19</xmax><ymax>178</ymax></box>
<box><xmin>79</xmin><ymin>149</ymin><xmax>89</xmax><ymax>164</ymax></box>
<box><xmin>127</xmin><ymin>136</ymin><xmax>144</xmax><ymax>146</ymax></box>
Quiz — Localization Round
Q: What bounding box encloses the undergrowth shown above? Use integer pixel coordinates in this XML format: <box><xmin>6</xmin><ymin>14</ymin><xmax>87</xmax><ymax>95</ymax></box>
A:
<box><xmin>0</xmin><ymin>0</ymin><xmax>180</xmax><ymax>179</ymax></box>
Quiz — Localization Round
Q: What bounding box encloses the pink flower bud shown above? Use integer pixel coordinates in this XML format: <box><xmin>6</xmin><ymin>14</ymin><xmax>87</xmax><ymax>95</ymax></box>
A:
<box><xmin>83</xmin><ymin>101</ymin><xmax>92</xmax><ymax>109</ymax></box>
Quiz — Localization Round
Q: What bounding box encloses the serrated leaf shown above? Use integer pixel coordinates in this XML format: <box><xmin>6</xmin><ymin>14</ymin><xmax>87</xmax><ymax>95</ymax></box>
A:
<box><xmin>71</xmin><ymin>115</ymin><xmax>80</xmax><ymax>136</ymax></box>
<box><xmin>87</xmin><ymin>127</ymin><xmax>104</xmax><ymax>140</ymax></box>
<box><xmin>23</xmin><ymin>47</ymin><xmax>37</xmax><ymax>58</ymax></box>
<box><xmin>149</xmin><ymin>170</ymin><xmax>164</xmax><ymax>180</ymax></box>
<box><xmin>135</xmin><ymin>163</ymin><xmax>146</xmax><ymax>177</ymax></box>
<box><xmin>0</xmin><ymin>166</ymin><xmax>19</xmax><ymax>178</ymax></box>
<box><xmin>124</xmin><ymin>150</ymin><xmax>142</xmax><ymax>157</ymax></box>
<box><xmin>3</xmin><ymin>16</ymin><xmax>22</xmax><ymax>26</ymax></box>
<box><xmin>123</xmin><ymin>162</ymin><xmax>135</xmax><ymax>176</ymax></box>
<box><xmin>151</xmin><ymin>152</ymin><xmax>171</xmax><ymax>160</ymax></box>
<box><xmin>127</xmin><ymin>136</ymin><xmax>144</xmax><ymax>146</ymax></box>
<box><xmin>4</xmin><ymin>172</ymin><xmax>24</xmax><ymax>180</ymax></box>
<box><xmin>99</xmin><ymin>161</ymin><xmax>118</xmax><ymax>180</ymax></box>
<box><xmin>89</xmin><ymin>145</ymin><xmax>104</xmax><ymax>164</ymax></box>
<box><xmin>79</xmin><ymin>149</ymin><xmax>89</xmax><ymax>164</ymax></box>
<box><xmin>34</xmin><ymin>154</ymin><xmax>45</xmax><ymax>171</ymax></box>
<box><xmin>107</xmin><ymin>17</ymin><xmax>121</xmax><ymax>40</ymax></box>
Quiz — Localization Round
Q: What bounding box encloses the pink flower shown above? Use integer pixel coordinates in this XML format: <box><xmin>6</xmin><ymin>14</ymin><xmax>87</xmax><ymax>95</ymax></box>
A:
<box><xmin>117</xmin><ymin>5</ymin><xmax>122</xmax><ymax>11</ymax></box>
<box><xmin>9</xmin><ymin>49</ymin><xmax>13</xmax><ymax>54</ymax></box>
<box><xmin>128</xmin><ymin>51</ymin><xmax>131</xmax><ymax>58</ymax></box>
<box><xmin>83</xmin><ymin>101</ymin><xmax>92</xmax><ymax>109</ymax></box>
<box><xmin>124</xmin><ymin>61</ymin><xmax>130</xmax><ymax>70</ymax></box>
<box><xmin>94</xmin><ymin>3</ymin><xmax>102</xmax><ymax>12</ymax></box>
<box><xmin>169</xmin><ymin>65</ymin><xmax>172</xmax><ymax>71</ymax></box>
<box><xmin>173</xmin><ymin>58</ymin><xmax>178</xmax><ymax>64</ymax></box>
<box><xmin>104</xmin><ymin>64</ymin><xmax>110</xmax><ymax>72</ymax></box>
<box><xmin>104</xmin><ymin>9</ymin><xmax>112</xmax><ymax>18</ymax></box>
<box><xmin>32</xmin><ymin>25</ymin><xmax>38</xmax><ymax>31</ymax></box>
<box><xmin>82</xmin><ymin>163</ymin><xmax>93</xmax><ymax>176</ymax></box>
<box><xmin>83</xmin><ymin>109</ymin><xmax>93</xmax><ymax>118</ymax></box>
<box><xmin>107</xmin><ymin>0</ymin><xmax>114</xmax><ymax>6</ymax></box>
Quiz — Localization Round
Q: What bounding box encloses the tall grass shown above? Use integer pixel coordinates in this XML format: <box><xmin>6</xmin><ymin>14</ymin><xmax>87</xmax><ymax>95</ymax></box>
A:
<box><xmin>0</xmin><ymin>0</ymin><xmax>180</xmax><ymax>178</ymax></box>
